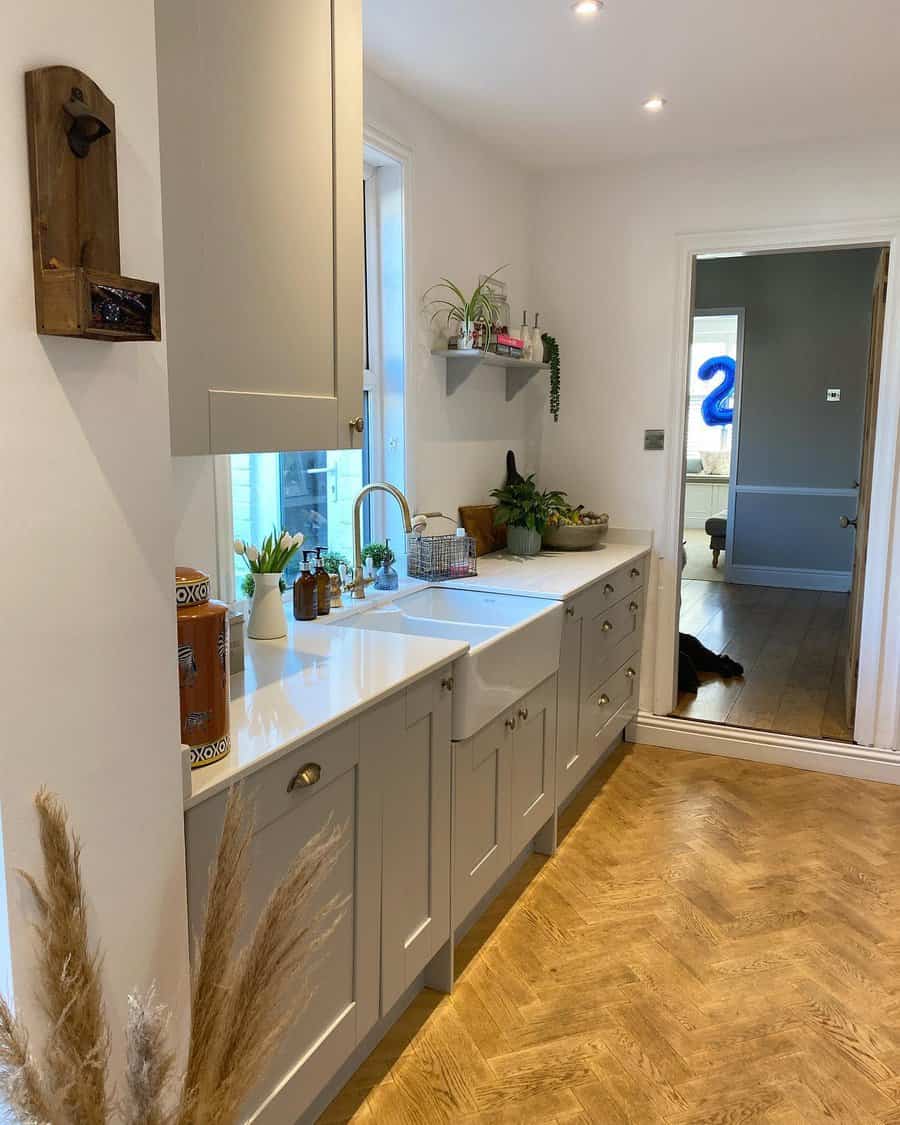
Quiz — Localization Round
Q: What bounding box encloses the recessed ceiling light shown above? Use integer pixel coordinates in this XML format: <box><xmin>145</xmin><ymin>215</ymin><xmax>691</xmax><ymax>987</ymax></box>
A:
<box><xmin>572</xmin><ymin>0</ymin><xmax>604</xmax><ymax>16</ymax></box>
<box><xmin>642</xmin><ymin>96</ymin><xmax>667</xmax><ymax>112</ymax></box>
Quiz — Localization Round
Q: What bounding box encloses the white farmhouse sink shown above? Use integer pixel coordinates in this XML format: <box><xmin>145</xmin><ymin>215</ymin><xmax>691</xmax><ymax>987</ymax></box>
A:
<box><xmin>337</xmin><ymin>587</ymin><xmax>564</xmax><ymax>739</ymax></box>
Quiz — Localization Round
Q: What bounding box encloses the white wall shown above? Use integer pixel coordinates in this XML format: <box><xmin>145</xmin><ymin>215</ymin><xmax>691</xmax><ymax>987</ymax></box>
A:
<box><xmin>531</xmin><ymin>133</ymin><xmax>900</xmax><ymax>710</ymax></box>
<box><xmin>366</xmin><ymin>71</ymin><xmax>547</xmax><ymax>515</ymax></box>
<box><xmin>0</xmin><ymin>0</ymin><xmax>189</xmax><ymax>1076</ymax></box>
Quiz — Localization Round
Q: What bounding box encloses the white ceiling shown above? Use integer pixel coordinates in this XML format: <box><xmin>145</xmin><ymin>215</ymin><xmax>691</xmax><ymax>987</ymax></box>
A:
<box><xmin>364</xmin><ymin>0</ymin><xmax>900</xmax><ymax>168</ymax></box>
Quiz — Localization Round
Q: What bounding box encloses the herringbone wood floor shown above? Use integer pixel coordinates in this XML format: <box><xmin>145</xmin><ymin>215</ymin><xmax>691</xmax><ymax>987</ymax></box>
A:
<box><xmin>320</xmin><ymin>744</ymin><xmax>900</xmax><ymax>1124</ymax></box>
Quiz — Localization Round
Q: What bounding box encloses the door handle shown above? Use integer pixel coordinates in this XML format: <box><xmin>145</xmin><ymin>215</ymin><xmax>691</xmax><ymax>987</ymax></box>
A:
<box><xmin>504</xmin><ymin>716</ymin><xmax>517</xmax><ymax>731</ymax></box>
<box><xmin>601</xmin><ymin>620</ymin><xmax>613</xmax><ymax>632</ymax></box>
<box><xmin>840</xmin><ymin>515</ymin><xmax>858</xmax><ymax>529</ymax></box>
<box><xmin>518</xmin><ymin>707</ymin><xmax>529</xmax><ymax>721</ymax></box>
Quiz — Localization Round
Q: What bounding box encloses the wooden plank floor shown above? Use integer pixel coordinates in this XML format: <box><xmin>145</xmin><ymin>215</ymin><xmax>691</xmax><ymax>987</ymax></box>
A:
<box><xmin>320</xmin><ymin>745</ymin><xmax>900</xmax><ymax>1123</ymax></box>
<box><xmin>674</xmin><ymin>579</ymin><xmax>852</xmax><ymax>743</ymax></box>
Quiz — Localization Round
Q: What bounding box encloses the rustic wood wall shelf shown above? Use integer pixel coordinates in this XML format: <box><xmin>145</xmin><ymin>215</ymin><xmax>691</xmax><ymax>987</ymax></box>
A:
<box><xmin>25</xmin><ymin>65</ymin><xmax>160</xmax><ymax>341</ymax></box>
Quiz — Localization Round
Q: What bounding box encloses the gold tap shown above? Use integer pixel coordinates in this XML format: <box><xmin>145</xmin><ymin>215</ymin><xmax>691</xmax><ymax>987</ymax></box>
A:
<box><xmin>350</xmin><ymin>483</ymin><xmax>414</xmax><ymax>600</ymax></box>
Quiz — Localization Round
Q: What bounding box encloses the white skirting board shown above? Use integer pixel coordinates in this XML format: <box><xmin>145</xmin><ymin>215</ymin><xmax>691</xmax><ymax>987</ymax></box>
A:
<box><xmin>627</xmin><ymin>712</ymin><xmax>900</xmax><ymax>785</ymax></box>
<box><xmin>725</xmin><ymin>565</ymin><xmax>851</xmax><ymax>592</ymax></box>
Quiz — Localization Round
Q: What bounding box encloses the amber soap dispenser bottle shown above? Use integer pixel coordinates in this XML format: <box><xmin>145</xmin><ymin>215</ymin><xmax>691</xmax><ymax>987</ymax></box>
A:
<box><xmin>314</xmin><ymin>547</ymin><xmax>331</xmax><ymax>616</ymax></box>
<box><xmin>293</xmin><ymin>550</ymin><xmax>318</xmax><ymax>621</ymax></box>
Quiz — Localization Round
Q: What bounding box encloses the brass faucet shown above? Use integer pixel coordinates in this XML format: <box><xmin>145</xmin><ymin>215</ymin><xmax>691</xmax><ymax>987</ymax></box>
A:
<box><xmin>350</xmin><ymin>483</ymin><xmax>414</xmax><ymax>600</ymax></box>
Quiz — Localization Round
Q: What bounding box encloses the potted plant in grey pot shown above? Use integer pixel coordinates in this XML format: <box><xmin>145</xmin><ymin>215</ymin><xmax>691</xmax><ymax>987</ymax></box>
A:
<box><xmin>490</xmin><ymin>475</ymin><xmax>568</xmax><ymax>556</ymax></box>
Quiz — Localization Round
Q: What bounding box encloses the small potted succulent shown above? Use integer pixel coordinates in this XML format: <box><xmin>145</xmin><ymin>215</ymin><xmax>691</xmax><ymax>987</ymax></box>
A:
<box><xmin>235</xmin><ymin>528</ymin><xmax>304</xmax><ymax>639</ymax></box>
<box><xmin>490</xmin><ymin>475</ymin><xmax>568</xmax><ymax>557</ymax></box>
<box><xmin>425</xmin><ymin>267</ymin><xmax>506</xmax><ymax>350</ymax></box>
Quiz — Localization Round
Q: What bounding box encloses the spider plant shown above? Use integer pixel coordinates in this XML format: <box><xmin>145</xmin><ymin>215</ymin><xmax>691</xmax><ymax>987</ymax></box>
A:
<box><xmin>425</xmin><ymin>266</ymin><xmax>507</xmax><ymax>348</ymax></box>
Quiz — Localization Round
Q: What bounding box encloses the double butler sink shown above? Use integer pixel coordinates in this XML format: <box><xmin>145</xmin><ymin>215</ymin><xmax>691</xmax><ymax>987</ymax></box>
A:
<box><xmin>337</xmin><ymin>587</ymin><xmax>563</xmax><ymax>739</ymax></box>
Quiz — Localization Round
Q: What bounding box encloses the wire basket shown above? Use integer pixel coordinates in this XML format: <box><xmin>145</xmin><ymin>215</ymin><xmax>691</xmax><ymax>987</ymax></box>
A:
<box><xmin>406</xmin><ymin>533</ymin><xmax>477</xmax><ymax>582</ymax></box>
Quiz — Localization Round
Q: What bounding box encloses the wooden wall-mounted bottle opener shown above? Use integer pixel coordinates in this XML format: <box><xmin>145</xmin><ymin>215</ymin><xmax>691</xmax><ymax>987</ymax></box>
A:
<box><xmin>25</xmin><ymin>65</ymin><xmax>161</xmax><ymax>341</ymax></box>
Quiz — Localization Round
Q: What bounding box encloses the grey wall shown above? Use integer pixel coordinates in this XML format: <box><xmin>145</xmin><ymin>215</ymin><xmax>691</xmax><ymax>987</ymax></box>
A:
<box><xmin>695</xmin><ymin>247</ymin><xmax>880</xmax><ymax>576</ymax></box>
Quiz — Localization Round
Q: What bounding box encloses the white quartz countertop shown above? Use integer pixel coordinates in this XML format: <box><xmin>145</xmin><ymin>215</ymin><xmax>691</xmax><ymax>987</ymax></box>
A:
<box><xmin>446</xmin><ymin>538</ymin><xmax>650</xmax><ymax>601</ymax></box>
<box><xmin>185</xmin><ymin>532</ymin><xmax>651</xmax><ymax>810</ymax></box>
<box><xmin>185</xmin><ymin>620</ymin><xmax>467</xmax><ymax>809</ymax></box>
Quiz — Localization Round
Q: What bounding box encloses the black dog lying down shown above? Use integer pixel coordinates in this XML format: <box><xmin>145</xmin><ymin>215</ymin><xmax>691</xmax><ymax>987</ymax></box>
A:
<box><xmin>678</xmin><ymin>633</ymin><xmax>744</xmax><ymax>694</ymax></box>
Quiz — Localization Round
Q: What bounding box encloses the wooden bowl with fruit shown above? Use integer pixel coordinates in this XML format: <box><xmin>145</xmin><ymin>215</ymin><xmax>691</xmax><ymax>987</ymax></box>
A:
<box><xmin>542</xmin><ymin>506</ymin><xmax>609</xmax><ymax>551</ymax></box>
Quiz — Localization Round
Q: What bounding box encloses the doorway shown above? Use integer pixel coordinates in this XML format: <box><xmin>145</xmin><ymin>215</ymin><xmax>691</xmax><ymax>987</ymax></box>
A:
<box><xmin>673</xmin><ymin>246</ymin><xmax>889</xmax><ymax>744</ymax></box>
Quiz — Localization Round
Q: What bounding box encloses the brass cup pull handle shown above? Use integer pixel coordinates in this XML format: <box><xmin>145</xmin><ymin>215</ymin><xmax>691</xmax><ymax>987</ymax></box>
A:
<box><xmin>565</xmin><ymin>606</ymin><xmax>575</xmax><ymax>617</ymax></box>
<box><xmin>518</xmin><ymin>707</ymin><xmax>529</xmax><ymax>721</ymax></box>
<box><xmin>348</xmin><ymin>416</ymin><xmax>365</xmax><ymax>434</ymax></box>
<box><xmin>603</xmin><ymin>583</ymin><xmax>615</xmax><ymax>595</ymax></box>
<box><xmin>601</xmin><ymin>620</ymin><xmax>613</xmax><ymax>633</ymax></box>
<box><xmin>625</xmin><ymin>667</ymin><xmax>636</xmax><ymax>680</ymax></box>
<box><xmin>840</xmin><ymin>515</ymin><xmax>857</xmax><ymax>529</ymax></box>
<box><xmin>441</xmin><ymin>676</ymin><xmax>455</xmax><ymax>692</ymax></box>
<box><xmin>504</xmin><ymin>717</ymin><xmax>517</xmax><ymax>731</ymax></box>
<box><xmin>630</xmin><ymin>568</ymin><xmax>641</xmax><ymax>578</ymax></box>
<box><xmin>598</xmin><ymin>694</ymin><xmax>610</xmax><ymax>707</ymax></box>
<box><xmin>287</xmin><ymin>763</ymin><xmax>322</xmax><ymax>793</ymax></box>
<box><xmin>629</xmin><ymin>601</ymin><xmax>639</xmax><ymax>614</ymax></box>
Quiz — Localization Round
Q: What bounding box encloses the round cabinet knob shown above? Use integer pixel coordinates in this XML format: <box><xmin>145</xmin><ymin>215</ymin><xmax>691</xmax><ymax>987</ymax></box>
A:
<box><xmin>603</xmin><ymin>583</ymin><xmax>615</xmax><ymax>596</ymax></box>
<box><xmin>348</xmin><ymin>416</ymin><xmax>365</xmax><ymax>434</ymax></box>
<box><xmin>625</xmin><ymin>667</ymin><xmax>636</xmax><ymax>680</ymax></box>
<box><xmin>839</xmin><ymin>515</ymin><xmax>858</xmax><ymax>529</ymax></box>
<box><xmin>441</xmin><ymin>676</ymin><xmax>455</xmax><ymax>692</ymax></box>
<box><xmin>598</xmin><ymin>694</ymin><xmax>610</xmax><ymax>707</ymax></box>
<box><xmin>518</xmin><ymin>707</ymin><xmax>529</xmax><ymax>721</ymax></box>
<box><xmin>601</xmin><ymin>620</ymin><xmax>613</xmax><ymax>633</ymax></box>
<box><xmin>630</xmin><ymin>567</ymin><xmax>641</xmax><ymax>579</ymax></box>
<box><xmin>504</xmin><ymin>717</ymin><xmax>517</xmax><ymax>731</ymax></box>
<box><xmin>287</xmin><ymin>762</ymin><xmax>322</xmax><ymax>792</ymax></box>
<box><xmin>629</xmin><ymin>601</ymin><xmax>639</xmax><ymax>614</ymax></box>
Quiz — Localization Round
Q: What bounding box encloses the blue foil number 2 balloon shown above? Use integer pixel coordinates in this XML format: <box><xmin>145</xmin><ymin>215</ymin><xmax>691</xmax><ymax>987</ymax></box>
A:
<box><xmin>698</xmin><ymin>355</ymin><xmax>735</xmax><ymax>427</ymax></box>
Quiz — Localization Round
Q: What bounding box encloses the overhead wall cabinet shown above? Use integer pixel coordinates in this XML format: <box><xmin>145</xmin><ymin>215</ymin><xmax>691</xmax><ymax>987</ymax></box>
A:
<box><xmin>156</xmin><ymin>0</ymin><xmax>364</xmax><ymax>455</ymax></box>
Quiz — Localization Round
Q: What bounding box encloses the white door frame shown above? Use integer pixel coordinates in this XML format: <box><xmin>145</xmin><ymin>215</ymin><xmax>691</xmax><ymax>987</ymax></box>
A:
<box><xmin>689</xmin><ymin>307</ymin><xmax>746</xmax><ymax>579</ymax></box>
<box><xmin>654</xmin><ymin>219</ymin><xmax>900</xmax><ymax>751</ymax></box>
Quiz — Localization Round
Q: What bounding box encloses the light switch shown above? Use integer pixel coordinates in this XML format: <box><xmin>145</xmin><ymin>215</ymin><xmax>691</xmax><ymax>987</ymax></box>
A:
<box><xmin>644</xmin><ymin>429</ymin><xmax>665</xmax><ymax>451</ymax></box>
<box><xmin>826</xmin><ymin>388</ymin><xmax>841</xmax><ymax>402</ymax></box>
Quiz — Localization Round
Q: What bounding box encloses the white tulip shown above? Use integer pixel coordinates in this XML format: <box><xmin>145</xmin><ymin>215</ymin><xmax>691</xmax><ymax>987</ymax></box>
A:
<box><xmin>234</xmin><ymin>538</ymin><xmax>245</xmax><ymax>556</ymax></box>
<box><xmin>280</xmin><ymin>533</ymin><xmax>293</xmax><ymax>551</ymax></box>
<box><xmin>292</xmin><ymin>531</ymin><xmax>305</xmax><ymax>547</ymax></box>
<box><xmin>246</xmin><ymin>545</ymin><xmax>259</xmax><ymax>563</ymax></box>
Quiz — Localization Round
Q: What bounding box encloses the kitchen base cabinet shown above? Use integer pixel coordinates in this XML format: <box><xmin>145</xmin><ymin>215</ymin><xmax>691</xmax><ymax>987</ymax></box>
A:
<box><xmin>184</xmin><ymin>721</ymin><xmax>379</xmax><ymax>1125</ymax></box>
<box><xmin>183</xmin><ymin>667</ymin><xmax>454</xmax><ymax>1125</ymax></box>
<box><xmin>365</xmin><ymin>671</ymin><xmax>453</xmax><ymax>1015</ymax></box>
<box><xmin>452</xmin><ymin>676</ymin><xmax>557</xmax><ymax>928</ymax></box>
<box><xmin>557</xmin><ymin>553</ymin><xmax>649</xmax><ymax>809</ymax></box>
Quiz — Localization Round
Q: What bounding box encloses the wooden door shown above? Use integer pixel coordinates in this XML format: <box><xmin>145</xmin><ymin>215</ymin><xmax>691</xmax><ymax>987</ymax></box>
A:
<box><xmin>509</xmin><ymin>677</ymin><xmax>557</xmax><ymax>856</ymax></box>
<box><xmin>184</xmin><ymin>720</ymin><xmax>380</xmax><ymax>1124</ymax></box>
<box><xmin>375</xmin><ymin>673</ymin><xmax>452</xmax><ymax>1014</ymax></box>
<box><xmin>452</xmin><ymin>714</ymin><xmax>512</xmax><ymax>927</ymax></box>
<box><xmin>846</xmin><ymin>248</ymin><xmax>889</xmax><ymax>729</ymax></box>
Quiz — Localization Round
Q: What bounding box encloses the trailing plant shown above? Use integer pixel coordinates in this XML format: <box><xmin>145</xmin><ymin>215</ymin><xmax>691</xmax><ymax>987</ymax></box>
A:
<box><xmin>234</xmin><ymin>528</ymin><xmax>304</xmax><ymax>575</ymax></box>
<box><xmin>0</xmin><ymin>788</ymin><xmax>343</xmax><ymax>1125</ymax></box>
<box><xmin>425</xmin><ymin>266</ymin><xmax>507</xmax><ymax>342</ymax></box>
<box><xmin>542</xmin><ymin>332</ymin><xmax>561</xmax><ymax>423</ymax></box>
<box><xmin>490</xmin><ymin>474</ymin><xmax>568</xmax><ymax>535</ymax></box>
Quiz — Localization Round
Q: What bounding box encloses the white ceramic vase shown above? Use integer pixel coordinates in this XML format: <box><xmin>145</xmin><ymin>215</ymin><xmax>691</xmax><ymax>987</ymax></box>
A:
<box><xmin>247</xmin><ymin>572</ymin><xmax>287</xmax><ymax>640</ymax></box>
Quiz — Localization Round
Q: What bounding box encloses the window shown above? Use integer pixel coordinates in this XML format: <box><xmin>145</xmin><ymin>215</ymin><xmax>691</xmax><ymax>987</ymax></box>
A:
<box><xmin>686</xmin><ymin>313</ymin><xmax>740</xmax><ymax>469</ymax></box>
<box><xmin>223</xmin><ymin>146</ymin><xmax>406</xmax><ymax>599</ymax></box>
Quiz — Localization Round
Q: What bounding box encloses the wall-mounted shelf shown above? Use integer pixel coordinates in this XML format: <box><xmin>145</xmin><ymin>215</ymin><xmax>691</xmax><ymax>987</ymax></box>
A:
<box><xmin>432</xmin><ymin>349</ymin><xmax>550</xmax><ymax>401</ymax></box>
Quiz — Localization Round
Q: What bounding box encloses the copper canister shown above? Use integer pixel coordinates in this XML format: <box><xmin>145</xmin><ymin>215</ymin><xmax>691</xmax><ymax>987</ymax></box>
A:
<box><xmin>176</xmin><ymin>567</ymin><xmax>230</xmax><ymax>769</ymax></box>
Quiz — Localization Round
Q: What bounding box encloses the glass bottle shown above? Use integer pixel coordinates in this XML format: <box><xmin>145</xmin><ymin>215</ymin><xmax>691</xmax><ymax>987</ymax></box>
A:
<box><xmin>314</xmin><ymin>547</ymin><xmax>331</xmax><ymax>616</ymax></box>
<box><xmin>293</xmin><ymin>551</ymin><xmax>318</xmax><ymax>621</ymax></box>
<box><xmin>374</xmin><ymin>538</ymin><xmax>399</xmax><ymax>591</ymax></box>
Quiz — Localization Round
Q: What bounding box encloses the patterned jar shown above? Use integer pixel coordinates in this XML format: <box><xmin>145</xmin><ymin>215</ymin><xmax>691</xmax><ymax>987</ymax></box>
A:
<box><xmin>176</xmin><ymin>567</ymin><xmax>230</xmax><ymax>769</ymax></box>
